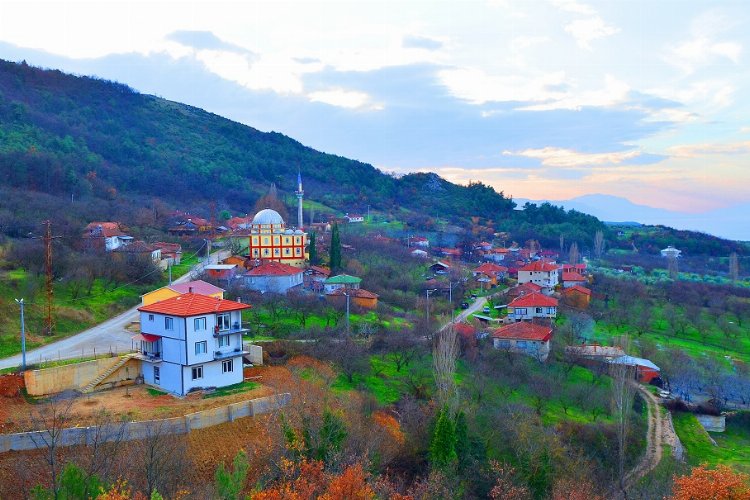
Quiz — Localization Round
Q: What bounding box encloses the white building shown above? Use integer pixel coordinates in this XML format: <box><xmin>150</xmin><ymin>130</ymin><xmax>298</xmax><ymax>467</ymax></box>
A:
<box><xmin>244</xmin><ymin>261</ymin><xmax>304</xmax><ymax>293</ymax></box>
<box><xmin>83</xmin><ymin>222</ymin><xmax>133</xmax><ymax>251</ymax></box>
<box><xmin>491</xmin><ymin>322</ymin><xmax>553</xmax><ymax>361</ymax></box>
<box><xmin>517</xmin><ymin>261</ymin><xmax>559</xmax><ymax>292</ymax></box>
<box><xmin>135</xmin><ymin>293</ymin><xmax>250</xmax><ymax>395</ymax></box>
<box><xmin>507</xmin><ymin>292</ymin><xmax>558</xmax><ymax>321</ymax></box>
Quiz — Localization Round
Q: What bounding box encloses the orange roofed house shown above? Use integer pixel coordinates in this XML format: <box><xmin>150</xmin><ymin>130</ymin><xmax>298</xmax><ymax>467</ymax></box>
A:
<box><xmin>508</xmin><ymin>292</ymin><xmax>558</xmax><ymax>321</ymax></box>
<box><xmin>517</xmin><ymin>261</ymin><xmax>559</xmax><ymax>293</ymax></box>
<box><xmin>244</xmin><ymin>261</ymin><xmax>304</xmax><ymax>293</ymax></box>
<box><xmin>562</xmin><ymin>285</ymin><xmax>592</xmax><ymax>309</ymax></box>
<box><xmin>492</xmin><ymin>322</ymin><xmax>553</xmax><ymax>361</ymax></box>
<box><xmin>473</xmin><ymin>262</ymin><xmax>508</xmax><ymax>288</ymax></box>
<box><xmin>135</xmin><ymin>293</ymin><xmax>251</xmax><ymax>395</ymax></box>
<box><xmin>83</xmin><ymin>222</ymin><xmax>133</xmax><ymax>252</ymax></box>
<box><xmin>326</xmin><ymin>287</ymin><xmax>379</xmax><ymax>309</ymax></box>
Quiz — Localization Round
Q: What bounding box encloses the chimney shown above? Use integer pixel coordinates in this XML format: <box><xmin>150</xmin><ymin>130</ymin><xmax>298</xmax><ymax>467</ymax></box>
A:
<box><xmin>237</xmin><ymin>297</ymin><xmax>242</xmax><ymax>303</ymax></box>
<box><xmin>189</xmin><ymin>287</ymin><xmax>193</xmax><ymax>293</ymax></box>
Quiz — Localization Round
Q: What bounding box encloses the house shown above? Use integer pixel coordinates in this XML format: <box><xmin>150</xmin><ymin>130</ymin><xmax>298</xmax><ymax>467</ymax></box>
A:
<box><xmin>408</xmin><ymin>236</ymin><xmax>430</xmax><ymax>247</ymax></box>
<box><xmin>429</xmin><ymin>261</ymin><xmax>451</xmax><ymax>274</ymax></box>
<box><xmin>135</xmin><ymin>293</ymin><xmax>250</xmax><ymax>395</ymax></box>
<box><xmin>226</xmin><ymin>216</ymin><xmax>252</xmax><ymax>231</ymax></box>
<box><xmin>410</xmin><ymin>249</ymin><xmax>429</xmax><ymax>259</ymax></box>
<box><xmin>304</xmin><ymin>265</ymin><xmax>331</xmax><ymax>291</ymax></box>
<box><xmin>473</xmin><ymin>262</ymin><xmax>508</xmax><ymax>287</ymax></box>
<box><xmin>205</xmin><ymin>264</ymin><xmax>238</xmax><ymax>282</ymax></box>
<box><xmin>344</xmin><ymin>213</ymin><xmax>365</xmax><ymax>223</ymax></box>
<box><xmin>539</xmin><ymin>249</ymin><xmax>559</xmax><ymax>260</ymax></box>
<box><xmin>517</xmin><ymin>261</ymin><xmax>559</xmax><ymax>292</ymax></box>
<box><xmin>222</xmin><ymin>255</ymin><xmax>251</xmax><ymax>270</ymax></box>
<box><xmin>507</xmin><ymin>292</ymin><xmax>558</xmax><ymax>321</ymax></box>
<box><xmin>153</xmin><ymin>242</ymin><xmax>182</xmax><ymax>265</ymax></box>
<box><xmin>475</xmin><ymin>241</ymin><xmax>492</xmax><ymax>251</ymax></box>
<box><xmin>491</xmin><ymin>322</ymin><xmax>553</xmax><ymax>361</ymax></box>
<box><xmin>244</xmin><ymin>261</ymin><xmax>304</xmax><ymax>294</ymax></box>
<box><xmin>562</xmin><ymin>271</ymin><xmax>587</xmax><ymax>288</ymax></box>
<box><xmin>167</xmin><ymin>212</ymin><xmax>212</xmax><ymax>235</ymax></box>
<box><xmin>83</xmin><ymin>222</ymin><xmax>133</xmax><ymax>251</ymax></box>
<box><xmin>141</xmin><ymin>280</ymin><xmax>225</xmax><ymax>306</ymax></box>
<box><xmin>506</xmin><ymin>282</ymin><xmax>543</xmax><ymax>301</ymax></box>
<box><xmin>562</xmin><ymin>285</ymin><xmax>592</xmax><ymax>308</ymax></box>
<box><xmin>111</xmin><ymin>240</ymin><xmax>161</xmax><ymax>264</ymax></box>
<box><xmin>608</xmin><ymin>356</ymin><xmax>661</xmax><ymax>383</ymax></box>
<box><xmin>326</xmin><ymin>288</ymin><xmax>379</xmax><ymax>309</ymax></box>
<box><xmin>323</xmin><ymin>274</ymin><xmax>362</xmax><ymax>294</ymax></box>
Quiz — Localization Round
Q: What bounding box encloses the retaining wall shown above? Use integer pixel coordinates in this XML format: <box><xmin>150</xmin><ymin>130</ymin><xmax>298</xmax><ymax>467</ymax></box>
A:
<box><xmin>0</xmin><ymin>392</ymin><xmax>291</xmax><ymax>453</ymax></box>
<box><xmin>24</xmin><ymin>356</ymin><xmax>141</xmax><ymax>396</ymax></box>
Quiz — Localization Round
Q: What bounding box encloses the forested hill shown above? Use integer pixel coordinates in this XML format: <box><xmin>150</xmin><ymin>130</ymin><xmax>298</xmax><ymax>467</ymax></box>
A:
<box><xmin>0</xmin><ymin>58</ymin><xmax>515</xmax><ymax>221</ymax></box>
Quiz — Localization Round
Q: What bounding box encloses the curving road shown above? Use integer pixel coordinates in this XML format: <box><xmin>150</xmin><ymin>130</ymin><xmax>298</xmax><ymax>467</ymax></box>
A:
<box><xmin>0</xmin><ymin>250</ymin><xmax>228</xmax><ymax>370</ymax></box>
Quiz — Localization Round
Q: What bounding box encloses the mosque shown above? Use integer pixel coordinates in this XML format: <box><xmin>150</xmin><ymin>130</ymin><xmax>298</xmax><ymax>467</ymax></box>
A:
<box><xmin>247</xmin><ymin>173</ymin><xmax>307</xmax><ymax>268</ymax></box>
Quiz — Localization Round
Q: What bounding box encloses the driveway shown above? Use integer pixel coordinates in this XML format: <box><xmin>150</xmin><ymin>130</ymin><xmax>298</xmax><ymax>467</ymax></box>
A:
<box><xmin>0</xmin><ymin>250</ymin><xmax>229</xmax><ymax>370</ymax></box>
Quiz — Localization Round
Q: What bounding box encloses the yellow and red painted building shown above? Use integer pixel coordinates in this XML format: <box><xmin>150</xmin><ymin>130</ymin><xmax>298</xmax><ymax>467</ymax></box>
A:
<box><xmin>247</xmin><ymin>209</ymin><xmax>307</xmax><ymax>268</ymax></box>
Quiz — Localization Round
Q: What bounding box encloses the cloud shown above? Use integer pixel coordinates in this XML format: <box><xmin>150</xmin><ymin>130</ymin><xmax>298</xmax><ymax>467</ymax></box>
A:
<box><xmin>438</xmin><ymin>67</ymin><xmax>567</xmax><ymax>105</ymax></box>
<box><xmin>503</xmin><ymin>147</ymin><xmax>642</xmax><ymax>167</ymax></box>
<box><xmin>517</xmin><ymin>75</ymin><xmax>629</xmax><ymax>111</ymax></box>
<box><xmin>549</xmin><ymin>0</ymin><xmax>595</xmax><ymax>16</ymax></box>
<box><xmin>668</xmin><ymin>36</ymin><xmax>742</xmax><ymax>73</ymax></box>
<box><xmin>307</xmin><ymin>88</ymin><xmax>383</xmax><ymax>110</ymax></box>
<box><xmin>667</xmin><ymin>141</ymin><xmax>750</xmax><ymax>158</ymax></box>
<box><xmin>402</xmin><ymin>35</ymin><xmax>443</xmax><ymax>51</ymax></box>
<box><xmin>167</xmin><ymin>31</ymin><xmax>256</xmax><ymax>58</ymax></box>
<box><xmin>564</xmin><ymin>17</ymin><xmax>619</xmax><ymax>50</ymax></box>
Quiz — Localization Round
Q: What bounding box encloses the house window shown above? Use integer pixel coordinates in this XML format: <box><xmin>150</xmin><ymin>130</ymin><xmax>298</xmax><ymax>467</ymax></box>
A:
<box><xmin>148</xmin><ymin>314</ymin><xmax>154</xmax><ymax>321</ymax></box>
<box><xmin>263</xmin><ymin>249</ymin><xmax>270</xmax><ymax>256</ymax></box>
<box><xmin>217</xmin><ymin>313</ymin><xmax>231</xmax><ymax>331</ymax></box>
<box><xmin>219</xmin><ymin>335</ymin><xmax>230</xmax><ymax>348</ymax></box>
<box><xmin>154</xmin><ymin>366</ymin><xmax>160</xmax><ymax>384</ymax></box>
<box><xmin>191</xmin><ymin>366</ymin><xmax>203</xmax><ymax>380</ymax></box>
<box><xmin>535</xmin><ymin>307</ymin><xmax>543</xmax><ymax>314</ymax></box>
<box><xmin>194</xmin><ymin>317</ymin><xmax>206</xmax><ymax>331</ymax></box>
<box><xmin>195</xmin><ymin>341</ymin><xmax>207</xmax><ymax>355</ymax></box>
<box><xmin>517</xmin><ymin>341</ymin><xmax>528</xmax><ymax>349</ymax></box>
<box><xmin>515</xmin><ymin>308</ymin><xmax>527</xmax><ymax>316</ymax></box>
<box><xmin>547</xmin><ymin>307</ymin><xmax>556</xmax><ymax>314</ymax></box>
<box><xmin>222</xmin><ymin>359</ymin><xmax>233</xmax><ymax>373</ymax></box>
<box><xmin>498</xmin><ymin>340</ymin><xmax>511</xmax><ymax>349</ymax></box>
<box><xmin>295</xmin><ymin>248</ymin><xmax>301</xmax><ymax>256</ymax></box>
<box><xmin>165</xmin><ymin>317</ymin><xmax>174</xmax><ymax>330</ymax></box>
<box><xmin>274</xmin><ymin>248</ymin><xmax>280</xmax><ymax>256</ymax></box>
<box><xmin>284</xmin><ymin>248</ymin><xmax>290</xmax><ymax>255</ymax></box>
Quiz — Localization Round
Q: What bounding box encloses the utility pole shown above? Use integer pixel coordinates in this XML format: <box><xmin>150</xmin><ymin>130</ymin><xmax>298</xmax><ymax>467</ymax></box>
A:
<box><xmin>426</xmin><ymin>288</ymin><xmax>436</xmax><ymax>320</ymax></box>
<box><xmin>168</xmin><ymin>263</ymin><xmax>172</xmax><ymax>285</ymax></box>
<box><xmin>42</xmin><ymin>220</ymin><xmax>55</xmax><ymax>336</ymax></box>
<box><xmin>15</xmin><ymin>298</ymin><xmax>26</xmax><ymax>370</ymax></box>
<box><xmin>344</xmin><ymin>290</ymin><xmax>351</xmax><ymax>334</ymax></box>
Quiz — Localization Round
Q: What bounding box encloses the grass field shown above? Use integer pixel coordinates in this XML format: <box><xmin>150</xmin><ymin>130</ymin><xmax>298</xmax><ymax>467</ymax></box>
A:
<box><xmin>672</xmin><ymin>411</ymin><xmax>750</xmax><ymax>472</ymax></box>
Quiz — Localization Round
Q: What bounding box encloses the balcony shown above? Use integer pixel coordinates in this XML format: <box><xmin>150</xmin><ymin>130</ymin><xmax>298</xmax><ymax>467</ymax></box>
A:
<box><xmin>134</xmin><ymin>351</ymin><xmax>161</xmax><ymax>362</ymax></box>
<box><xmin>213</xmin><ymin>322</ymin><xmax>250</xmax><ymax>337</ymax></box>
<box><xmin>213</xmin><ymin>349</ymin><xmax>248</xmax><ymax>360</ymax></box>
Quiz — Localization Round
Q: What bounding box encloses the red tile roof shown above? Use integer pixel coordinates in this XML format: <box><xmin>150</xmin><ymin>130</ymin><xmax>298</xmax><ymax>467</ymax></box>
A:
<box><xmin>492</xmin><ymin>322</ymin><xmax>553</xmax><ymax>341</ymax></box>
<box><xmin>138</xmin><ymin>293</ymin><xmax>250</xmax><ymax>316</ymax></box>
<box><xmin>509</xmin><ymin>292</ymin><xmax>559</xmax><ymax>307</ymax></box>
<box><xmin>246</xmin><ymin>261</ymin><xmax>303</xmax><ymax>277</ymax></box>
<box><xmin>112</xmin><ymin>240</ymin><xmax>156</xmax><ymax>253</ymax></box>
<box><xmin>168</xmin><ymin>280</ymin><xmax>225</xmax><ymax>295</ymax></box>
<box><xmin>475</xmin><ymin>263</ymin><xmax>508</xmax><ymax>274</ymax></box>
<box><xmin>84</xmin><ymin>222</ymin><xmax>126</xmax><ymax>238</ymax></box>
<box><xmin>507</xmin><ymin>283</ymin><xmax>543</xmax><ymax>296</ymax></box>
<box><xmin>454</xmin><ymin>323</ymin><xmax>476</xmax><ymax>339</ymax></box>
<box><xmin>562</xmin><ymin>271</ymin><xmax>586</xmax><ymax>282</ymax></box>
<box><xmin>519</xmin><ymin>261</ymin><xmax>559</xmax><ymax>272</ymax></box>
<box><xmin>563</xmin><ymin>285</ymin><xmax>592</xmax><ymax>296</ymax></box>
<box><xmin>307</xmin><ymin>265</ymin><xmax>331</xmax><ymax>277</ymax></box>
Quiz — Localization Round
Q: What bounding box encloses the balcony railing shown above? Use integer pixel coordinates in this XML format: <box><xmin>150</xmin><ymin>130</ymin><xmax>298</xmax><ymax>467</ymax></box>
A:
<box><xmin>213</xmin><ymin>349</ymin><xmax>248</xmax><ymax>360</ymax></box>
<box><xmin>213</xmin><ymin>322</ymin><xmax>249</xmax><ymax>337</ymax></box>
<box><xmin>136</xmin><ymin>351</ymin><xmax>161</xmax><ymax>361</ymax></box>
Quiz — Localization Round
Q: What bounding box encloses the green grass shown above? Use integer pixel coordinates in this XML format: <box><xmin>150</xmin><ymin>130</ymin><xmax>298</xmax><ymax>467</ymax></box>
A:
<box><xmin>147</xmin><ymin>387</ymin><xmax>168</xmax><ymax>396</ymax></box>
<box><xmin>672</xmin><ymin>411</ymin><xmax>750</xmax><ymax>472</ymax></box>
<box><xmin>203</xmin><ymin>380</ymin><xmax>259</xmax><ymax>399</ymax></box>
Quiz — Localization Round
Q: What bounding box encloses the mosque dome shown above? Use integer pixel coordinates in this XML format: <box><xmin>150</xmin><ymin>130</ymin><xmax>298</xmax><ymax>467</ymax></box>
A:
<box><xmin>252</xmin><ymin>209</ymin><xmax>284</xmax><ymax>225</ymax></box>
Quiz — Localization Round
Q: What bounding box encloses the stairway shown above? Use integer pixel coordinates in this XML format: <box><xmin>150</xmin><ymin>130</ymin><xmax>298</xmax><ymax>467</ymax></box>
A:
<box><xmin>81</xmin><ymin>355</ymin><xmax>133</xmax><ymax>394</ymax></box>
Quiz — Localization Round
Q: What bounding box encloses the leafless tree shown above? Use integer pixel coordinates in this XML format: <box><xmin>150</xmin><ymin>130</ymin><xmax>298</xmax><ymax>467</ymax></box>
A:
<box><xmin>729</xmin><ymin>252</ymin><xmax>740</xmax><ymax>283</ymax></box>
<box><xmin>432</xmin><ymin>324</ymin><xmax>459</xmax><ymax>407</ymax></box>
<box><xmin>76</xmin><ymin>409</ymin><xmax>128</xmax><ymax>497</ymax></box>
<box><xmin>132</xmin><ymin>420</ymin><xmax>190</xmax><ymax>498</ymax></box>
<box><xmin>667</xmin><ymin>253</ymin><xmax>679</xmax><ymax>279</ymax></box>
<box><xmin>29</xmin><ymin>394</ymin><xmax>76</xmax><ymax>499</ymax></box>
<box><xmin>609</xmin><ymin>336</ymin><xmax>636</xmax><ymax>495</ymax></box>
<box><xmin>593</xmin><ymin>230</ymin><xmax>605</xmax><ymax>259</ymax></box>
<box><xmin>568</xmin><ymin>242</ymin><xmax>579</xmax><ymax>265</ymax></box>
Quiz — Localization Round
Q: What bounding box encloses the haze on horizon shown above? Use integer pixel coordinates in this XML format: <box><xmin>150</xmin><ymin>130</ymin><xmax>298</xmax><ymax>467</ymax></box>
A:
<box><xmin>1</xmin><ymin>0</ymin><xmax>749</xmax><ymax>222</ymax></box>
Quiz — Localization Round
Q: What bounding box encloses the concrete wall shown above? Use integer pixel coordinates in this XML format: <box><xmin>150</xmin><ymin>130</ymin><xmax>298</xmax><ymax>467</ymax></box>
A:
<box><xmin>245</xmin><ymin>344</ymin><xmax>263</xmax><ymax>365</ymax></box>
<box><xmin>24</xmin><ymin>356</ymin><xmax>141</xmax><ymax>396</ymax></box>
<box><xmin>0</xmin><ymin>393</ymin><xmax>291</xmax><ymax>453</ymax></box>
<box><xmin>696</xmin><ymin>414</ymin><xmax>726</xmax><ymax>433</ymax></box>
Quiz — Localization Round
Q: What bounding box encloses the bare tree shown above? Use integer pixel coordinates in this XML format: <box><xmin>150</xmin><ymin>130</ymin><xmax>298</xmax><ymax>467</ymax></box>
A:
<box><xmin>667</xmin><ymin>253</ymin><xmax>679</xmax><ymax>279</ymax></box>
<box><xmin>29</xmin><ymin>394</ymin><xmax>76</xmax><ymax>499</ymax></box>
<box><xmin>593</xmin><ymin>230</ymin><xmax>605</xmax><ymax>259</ymax></box>
<box><xmin>77</xmin><ymin>409</ymin><xmax>128</xmax><ymax>497</ymax></box>
<box><xmin>569</xmin><ymin>242</ymin><xmax>579</xmax><ymax>265</ymax></box>
<box><xmin>729</xmin><ymin>252</ymin><xmax>739</xmax><ymax>283</ymax></box>
<box><xmin>433</xmin><ymin>325</ymin><xmax>459</xmax><ymax>407</ymax></box>
<box><xmin>134</xmin><ymin>421</ymin><xmax>191</xmax><ymax>497</ymax></box>
<box><xmin>559</xmin><ymin>234</ymin><xmax>565</xmax><ymax>254</ymax></box>
<box><xmin>609</xmin><ymin>336</ymin><xmax>636</xmax><ymax>495</ymax></box>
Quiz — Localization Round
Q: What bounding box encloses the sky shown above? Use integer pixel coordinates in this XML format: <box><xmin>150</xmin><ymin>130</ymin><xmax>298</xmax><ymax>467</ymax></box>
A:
<box><xmin>0</xmin><ymin>0</ymin><xmax>749</xmax><ymax>217</ymax></box>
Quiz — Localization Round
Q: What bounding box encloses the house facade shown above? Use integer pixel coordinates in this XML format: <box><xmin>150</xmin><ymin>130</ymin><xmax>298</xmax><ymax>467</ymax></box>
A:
<box><xmin>517</xmin><ymin>261</ymin><xmax>559</xmax><ymax>292</ymax></box>
<box><xmin>508</xmin><ymin>292</ymin><xmax>558</xmax><ymax>321</ymax></box>
<box><xmin>562</xmin><ymin>271</ymin><xmax>587</xmax><ymax>288</ymax></box>
<box><xmin>323</xmin><ymin>274</ymin><xmax>362</xmax><ymax>294</ymax></box>
<box><xmin>136</xmin><ymin>294</ymin><xmax>250</xmax><ymax>395</ymax></box>
<box><xmin>491</xmin><ymin>322</ymin><xmax>553</xmax><ymax>361</ymax></box>
<box><xmin>244</xmin><ymin>261</ymin><xmax>304</xmax><ymax>293</ymax></box>
<box><xmin>562</xmin><ymin>285</ymin><xmax>592</xmax><ymax>308</ymax></box>
<box><xmin>326</xmin><ymin>287</ymin><xmax>379</xmax><ymax>309</ymax></box>
<box><xmin>83</xmin><ymin>222</ymin><xmax>133</xmax><ymax>252</ymax></box>
<box><xmin>473</xmin><ymin>262</ymin><xmax>508</xmax><ymax>287</ymax></box>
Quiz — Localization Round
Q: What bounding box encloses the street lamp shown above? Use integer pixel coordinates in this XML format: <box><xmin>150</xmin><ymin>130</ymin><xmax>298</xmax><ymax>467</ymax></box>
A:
<box><xmin>15</xmin><ymin>298</ymin><xmax>26</xmax><ymax>370</ymax></box>
<box><xmin>426</xmin><ymin>288</ymin><xmax>437</xmax><ymax>319</ymax></box>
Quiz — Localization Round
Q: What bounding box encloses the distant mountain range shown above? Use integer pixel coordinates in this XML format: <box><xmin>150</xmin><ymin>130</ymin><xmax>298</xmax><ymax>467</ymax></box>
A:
<box><xmin>515</xmin><ymin>194</ymin><xmax>750</xmax><ymax>242</ymax></box>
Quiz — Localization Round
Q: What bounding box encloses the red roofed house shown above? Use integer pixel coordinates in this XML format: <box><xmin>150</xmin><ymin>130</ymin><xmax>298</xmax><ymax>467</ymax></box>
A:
<box><xmin>492</xmin><ymin>322</ymin><xmax>553</xmax><ymax>361</ymax></box>
<box><xmin>517</xmin><ymin>261</ymin><xmax>559</xmax><ymax>292</ymax></box>
<box><xmin>506</xmin><ymin>282</ymin><xmax>543</xmax><ymax>301</ymax></box>
<box><xmin>562</xmin><ymin>271</ymin><xmax>588</xmax><ymax>288</ymax></box>
<box><xmin>562</xmin><ymin>263</ymin><xmax>587</xmax><ymax>274</ymax></box>
<box><xmin>205</xmin><ymin>264</ymin><xmax>238</xmax><ymax>282</ymax></box>
<box><xmin>304</xmin><ymin>265</ymin><xmax>331</xmax><ymax>292</ymax></box>
<box><xmin>508</xmin><ymin>292</ymin><xmax>558</xmax><ymax>321</ymax></box>
<box><xmin>136</xmin><ymin>293</ymin><xmax>251</xmax><ymax>395</ymax></box>
<box><xmin>473</xmin><ymin>262</ymin><xmax>509</xmax><ymax>287</ymax></box>
<box><xmin>326</xmin><ymin>287</ymin><xmax>379</xmax><ymax>309</ymax></box>
<box><xmin>562</xmin><ymin>285</ymin><xmax>592</xmax><ymax>309</ymax></box>
<box><xmin>111</xmin><ymin>240</ymin><xmax>161</xmax><ymax>264</ymax></box>
<box><xmin>153</xmin><ymin>242</ymin><xmax>182</xmax><ymax>265</ymax></box>
<box><xmin>83</xmin><ymin>222</ymin><xmax>133</xmax><ymax>251</ymax></box>
<box><xmin>244</xmin><ymin>261</ymin><xmax>304</xmax><ymax>293</ymax></box>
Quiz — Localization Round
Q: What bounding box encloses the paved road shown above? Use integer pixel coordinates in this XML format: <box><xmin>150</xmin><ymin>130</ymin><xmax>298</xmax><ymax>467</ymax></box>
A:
<box><xmin>441</xmin><ymin>296</ymin><xmax>489</xmax><ymax>331</ymax></box>
<box><xmin>0</xmin><ymin>250</ymin><xmax>229</xmax><ymax>370</ymax></box>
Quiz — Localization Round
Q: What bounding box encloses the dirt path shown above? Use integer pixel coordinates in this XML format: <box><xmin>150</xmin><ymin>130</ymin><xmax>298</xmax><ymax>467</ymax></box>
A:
<box><xmin>623</xmin><ymin>385</ymin><xmax>682</xmax><ymax>493</ymax></box>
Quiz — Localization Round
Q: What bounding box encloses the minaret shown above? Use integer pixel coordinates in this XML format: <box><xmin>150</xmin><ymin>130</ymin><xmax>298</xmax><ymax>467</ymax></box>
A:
<box><xmin>295</xmin><ymin>170</ymin><xmax>304</xmax><ymax>230</ymax></box>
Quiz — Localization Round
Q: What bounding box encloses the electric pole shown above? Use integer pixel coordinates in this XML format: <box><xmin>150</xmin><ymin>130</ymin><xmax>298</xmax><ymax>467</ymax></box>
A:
<box><xmin>43</xmin><ymin>220</ymin><xmax>55</xmax><ymax>336</ymax></box>
<box><xmin>15</xmin><ymin>298</ymin><xmax>26</xmax><ymax>370</ymax></box>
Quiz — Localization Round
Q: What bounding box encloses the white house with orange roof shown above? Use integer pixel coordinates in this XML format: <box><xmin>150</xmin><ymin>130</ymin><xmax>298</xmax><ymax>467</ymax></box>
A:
<box><xmin>508</xmin><ymin>292</ymin><xmax>558</xmax><ymax>321</ymax></box>
<box><xmin>135</xmin><ymin>293</ymin><xmax>250</xmax><ymax>395</ymax></box>
<box><xmin>244</xmin><ymin>261</ymin><xmax>304</xmax><ymax>293</ymax></box>
<box><xmin>517</xmin><ymin>261</ymin><xmax>559</xmax><ymax>292</ymax></box>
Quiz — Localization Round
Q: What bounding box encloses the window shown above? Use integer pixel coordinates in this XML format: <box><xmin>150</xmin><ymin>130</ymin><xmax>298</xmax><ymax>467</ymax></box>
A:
<box><xmin>547</xmin><ymin>307</ymin><xmax>556</xmax><ymax>314</ymax></box>
<box><xmin>148</xmin><ymin>314</ymin><xmax>154</xmax><ymax>321</ymax></box>
<box><xmin>498</xmin><ymin>340</ymin><xmax>511</xmax><ymax>349</ymax></box>
<box><xmin>154</xmin><ymin>366</ymin><xmax>160</xmax><ymax>384</ymax></box>
<box><xmin>165</xmin><ymin>317</ymin><xmax>174</xmax><ymax>330</ymax></box>
<box><xmin>222</xmin><ymin>359</ymin><xmax>233</xmax><ymax>373</ymax></box>
<box><xmin>517</xmin><ymin>341</ymin><xmax>528</xmax><ymax>348</ymax></box>
<box><xmin>194</xmin><ymin>317</ymin><xmax>206</xmax><ymax>331</ymax></box>
<box><xmin>217</xmin><ymin>313</ymin><xmax>231</xmax><ymax>331</ymax></box>
<box><xmin>274</xmin><ymin>248</ymin><xmax>280</xmax><ymax>256</ymax></box>
<box><xmin>515</xmin><ymin>308</ymin><xmax>527</xmax><ymax>316</ymax></box>
<box><xmin>195</xmin><ymin>341</ymin><xmax>207</xmax><ymax>355</ymax></box>
<box><xmin>191</xmin><ymin>366</ymin><xmax>203</xmax><ymax>380</ymax></box>
<box><xmin>284</xmin><ymin>248</ymin><xmax>290</xmax><ymax>255</ymax></box>
<box><xmin>219</xmin><ymin>335</ymin><xmax>230</xmax><ymax>348</ymax></box>
<box><xmin>535</xmin><ymin>307</ymin><xmax>543</xmax><ymax>314</ymax></box>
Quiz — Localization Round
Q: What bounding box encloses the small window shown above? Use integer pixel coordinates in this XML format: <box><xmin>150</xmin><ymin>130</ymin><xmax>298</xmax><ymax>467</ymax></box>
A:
<box><xmin>165</xmin><ymin>317</ymin><xmax>174</xmax><ymax>330</ymax></box>
<box><xmin>191</xmin><ymin>366</ymin><xmax>203</xmax><ymax>380</ymax></box>
<box><xmin>154</xmin><ymin>366</ymin><xmax>160</xmax><ymax>384</ymax></box>
<box><xmin>217</xmin><ymin>313</ymin><xmax>231</xmax><ymax>331</ymax></box>
<box><xmin>195</xmin><ymin>341</ymin><xmax>207</xmax><ymax>355</ymax></box>
<box><xmin>148</xmin><ymin>314</ymin><xmax>154</xmax><ymax>321</ymax></box>
<box><xmin>194</xmin><ymin>317</ymin><xmax>206</xmax><ymax>331</ymax></box>
<box><xmin>219</xmin><ymin>335</ymin><xmax>230</xmax><ymax>348</ymax></box>
<box><xmin>222</xmin><ymin>359</ymin><xmax>233</xmax><ymax>373</ymax></box>
<box><xmin>535</xmin><ymin>307</ymin><xmax>543</xmax><ymax>314</ymax></box>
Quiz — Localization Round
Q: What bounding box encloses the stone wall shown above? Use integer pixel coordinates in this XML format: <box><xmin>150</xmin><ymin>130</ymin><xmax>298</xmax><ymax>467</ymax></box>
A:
<box><xmin>24</xmin><ymin>356</ymin><xmax>141</xmax><ymax>396</ymax></box>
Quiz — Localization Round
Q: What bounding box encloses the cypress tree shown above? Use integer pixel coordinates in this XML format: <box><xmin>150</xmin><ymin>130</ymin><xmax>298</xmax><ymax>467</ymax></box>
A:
<box><xmin>429</xmin><ymin>406</ymin><xmax>457</xmax><ymax>469</ymax></box>
<box><xmin>330</xmin><ymin>223</ymin><xmax>342</xmax><ymax>272</ymax></box>
<box><xmin>308</xmin><ymin>230</ymin><xmax>318</xmax><ymax>265</ymax></box>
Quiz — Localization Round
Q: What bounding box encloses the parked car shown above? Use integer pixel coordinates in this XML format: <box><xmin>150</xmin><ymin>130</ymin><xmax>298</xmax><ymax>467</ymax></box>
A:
<box><xmin>483</xmin><ymin>306</ymin><xmax>491</xmax><ymax>314</ymax></box>
<box><xmin>460</xmin><ymin>302</ymin><xmax>470</xmax><ymax>309</ymax></box>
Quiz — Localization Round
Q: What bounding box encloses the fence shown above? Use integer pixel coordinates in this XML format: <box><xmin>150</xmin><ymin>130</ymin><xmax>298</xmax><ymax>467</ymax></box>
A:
<box><xmin>0</xmin><ymin>392</ymin><xmax>291</xmax><ymax>453</ymax></box>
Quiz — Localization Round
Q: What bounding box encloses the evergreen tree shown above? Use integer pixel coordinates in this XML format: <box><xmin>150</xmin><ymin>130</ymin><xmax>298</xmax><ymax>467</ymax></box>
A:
<box><xmin>454</xmin><ymin>410</ymin><xmax>468</xmax><ymax>464</ymax></box>
<box><xmin>330</xmin><ymin>223</ymin><xmax>342</xmax><ymax>272</ymax></box>
<box><xmin>429</xmin><ymin>406</ymin><xmax>457</xmax><ymax>469</ymax></box>
<box><xmin>214</xmin><ymin>449</ymin><xmax>249</xmax><ymax>500</ymax></box>
<box><xmin>308</xmin><ymin>231</ymin><xmax>318</xmax><ymax>265</ymax></box>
